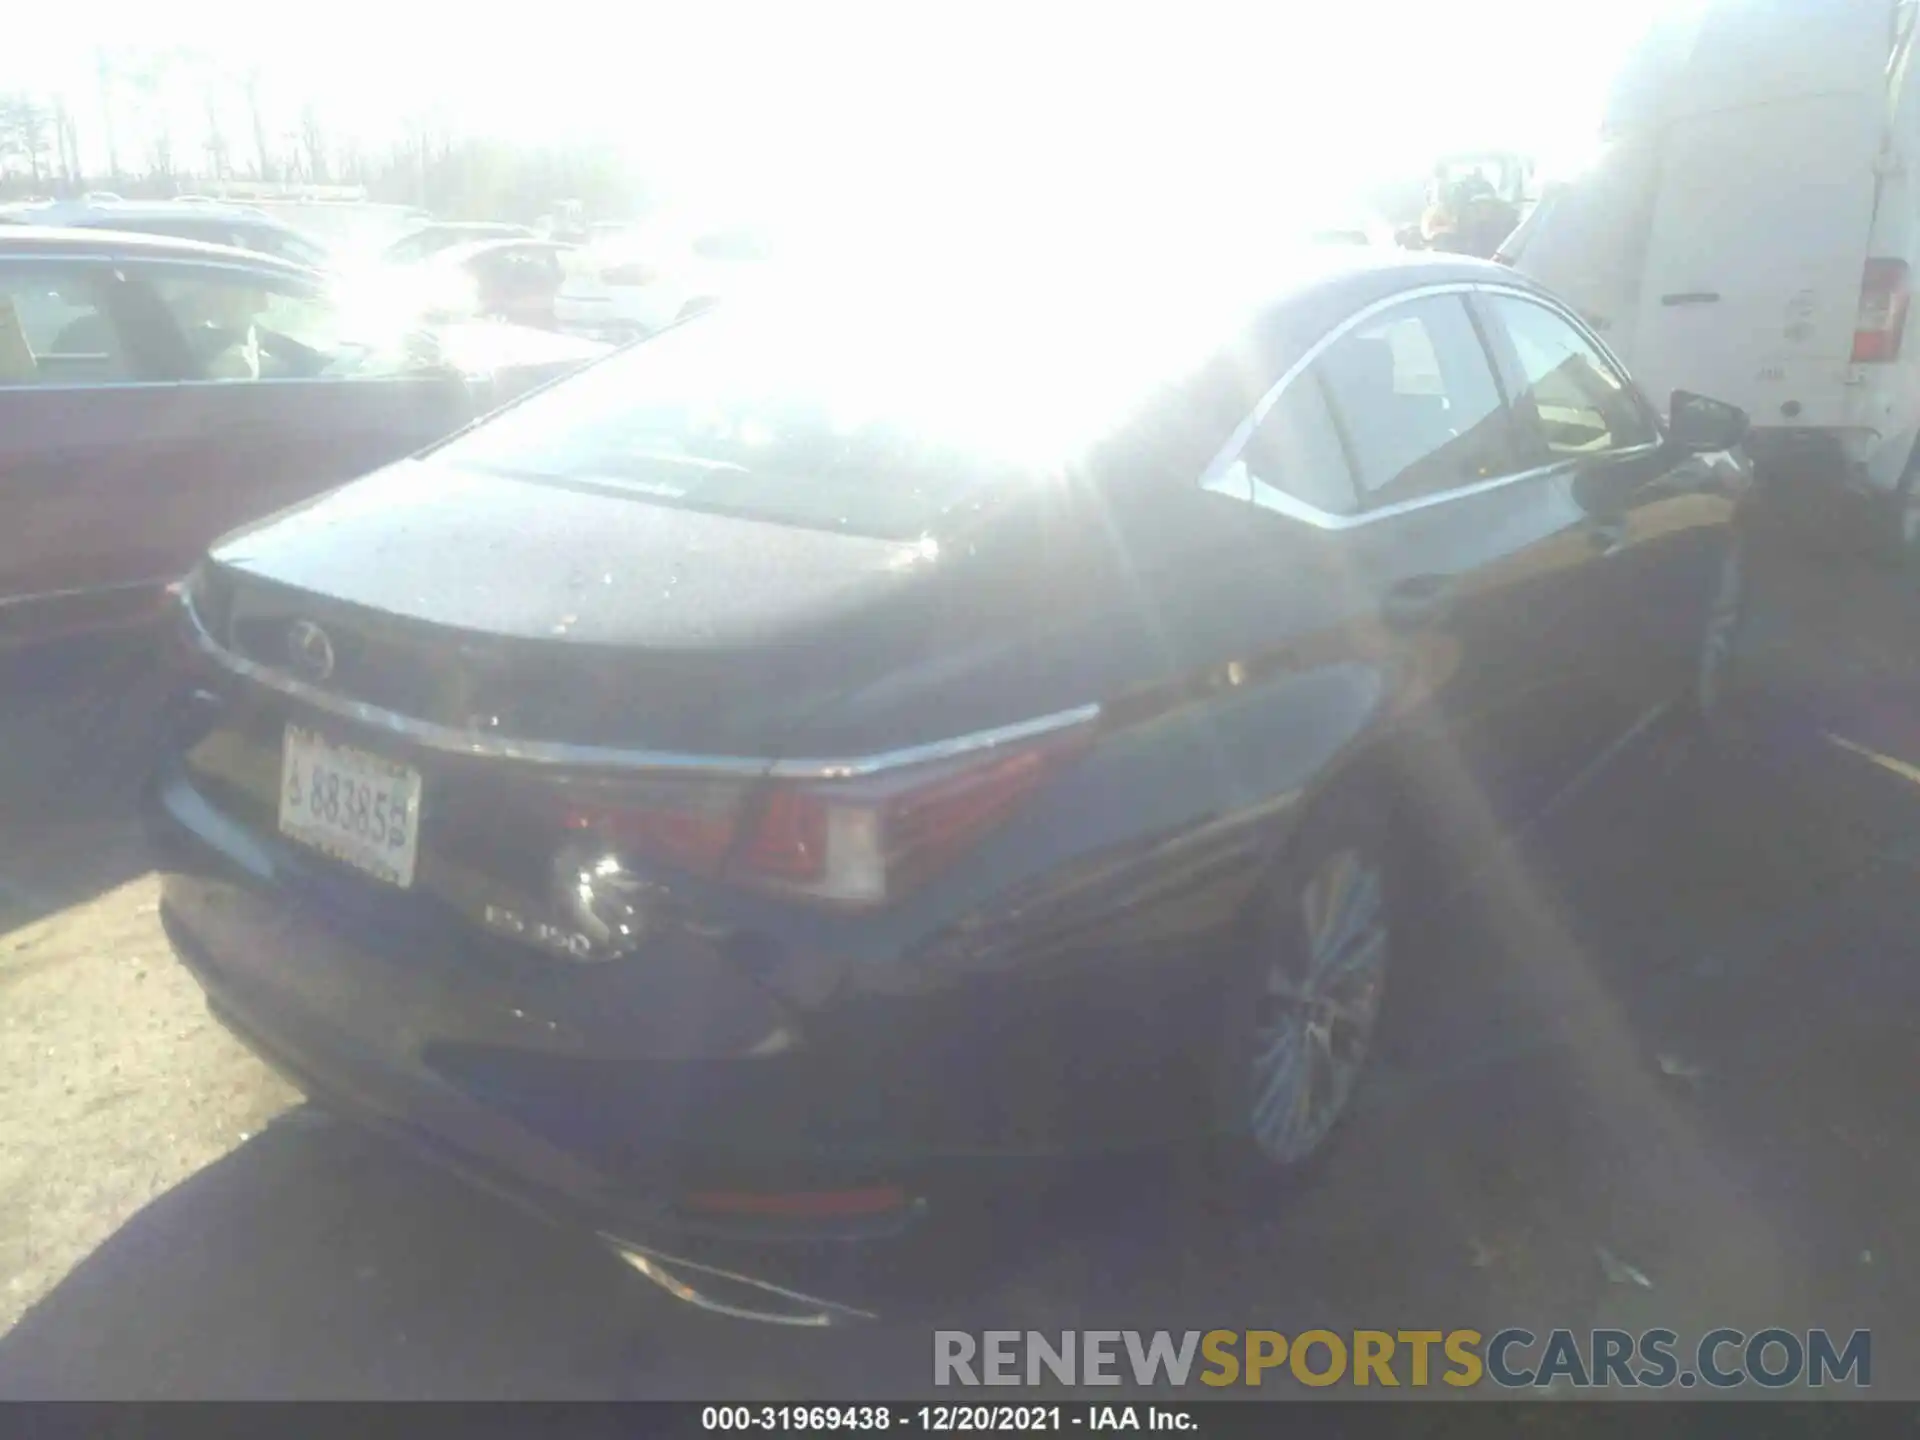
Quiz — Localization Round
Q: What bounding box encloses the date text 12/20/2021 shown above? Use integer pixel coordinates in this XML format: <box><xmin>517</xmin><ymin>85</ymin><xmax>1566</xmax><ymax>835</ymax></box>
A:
<box><xmin>701</xmin><ymin>1408</ymin><xmax>1194</xmax><ymax>1432</ymax></box>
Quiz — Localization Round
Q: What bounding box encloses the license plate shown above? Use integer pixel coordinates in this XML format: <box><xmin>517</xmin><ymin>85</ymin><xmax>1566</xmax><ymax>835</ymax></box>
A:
<box><xmin>278</xmin><ymin>725</ymin><xmax>423</xmax><ymax>888</ymax></box>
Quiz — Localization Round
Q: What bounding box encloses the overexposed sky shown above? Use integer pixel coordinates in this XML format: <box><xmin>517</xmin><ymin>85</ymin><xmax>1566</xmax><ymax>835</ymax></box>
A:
<box><xmin>7</xmin><ymin>2</ymin><xmax>1684</xmax><ymax>209</ymax></box>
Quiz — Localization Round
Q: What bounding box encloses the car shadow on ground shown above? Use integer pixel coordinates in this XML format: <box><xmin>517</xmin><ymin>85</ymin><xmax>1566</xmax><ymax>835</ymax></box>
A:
<box><xmin>3</xmin><ymin>742</ymin><xmax>1918</xmax><ymax>1398</ymax></box>
<box><xmin>2</xmin><ymin>973</ymin><xmax>1914</xmax><ymax>1399</ymax></box>
<box><xmin>0</xmin><ymin>634</ymin><xmax>176</xmax><ymax>930</ymax></box>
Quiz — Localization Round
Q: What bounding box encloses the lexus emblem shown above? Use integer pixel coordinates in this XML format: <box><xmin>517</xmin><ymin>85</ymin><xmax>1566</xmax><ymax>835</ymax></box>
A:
<box><xmin>286</xmin><ymin>620</ymin><xmax>336</xmax><ymax>684</ymax></box>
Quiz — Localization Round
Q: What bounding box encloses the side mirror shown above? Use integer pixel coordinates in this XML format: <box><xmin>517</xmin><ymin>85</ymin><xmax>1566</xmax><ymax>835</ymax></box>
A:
<box><xmin>1668</xmin><ymin>390</ymin><xmax>1749</xmax><ymax>454</ymax></box>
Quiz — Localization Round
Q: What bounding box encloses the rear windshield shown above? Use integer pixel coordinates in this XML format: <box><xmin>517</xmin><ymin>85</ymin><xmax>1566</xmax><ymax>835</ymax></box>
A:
<box><xmin>438</xmin><ymin>310</ymin><xmax>1042</xmax><ymax>541</ymax></box>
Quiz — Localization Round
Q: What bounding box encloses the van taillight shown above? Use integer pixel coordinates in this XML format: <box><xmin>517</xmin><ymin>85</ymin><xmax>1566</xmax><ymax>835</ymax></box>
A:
<box><xmin>555</xmin><ymin>728</ymin><xmax>1091</xmax><ymax>909</ymax></box>
<box><xmin>1853</xmin><ymin>258</ymin><xmax>1911</xmax><ymax>363</ymax></box>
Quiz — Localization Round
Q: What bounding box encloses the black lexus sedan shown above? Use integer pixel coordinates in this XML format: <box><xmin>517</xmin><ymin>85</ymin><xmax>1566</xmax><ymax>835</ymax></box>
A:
<box><xmin>147</xmin><ymin>247</ymin><xmax>1752</xmax><ymax>1323</ymax></box>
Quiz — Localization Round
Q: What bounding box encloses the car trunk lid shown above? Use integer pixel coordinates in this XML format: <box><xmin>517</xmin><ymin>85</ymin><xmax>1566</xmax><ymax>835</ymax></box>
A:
<box><xmin>200</xmin><ymin>455</ymin><xmax>948</xmax><ymax>756</ymax></box>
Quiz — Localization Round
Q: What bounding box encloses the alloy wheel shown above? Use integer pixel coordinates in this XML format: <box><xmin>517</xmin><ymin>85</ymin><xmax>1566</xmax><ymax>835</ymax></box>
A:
<box><xmin>1246</xmin><ymin>847</ymin><xmax>1388</xmax><ymax>1165</ymax></box>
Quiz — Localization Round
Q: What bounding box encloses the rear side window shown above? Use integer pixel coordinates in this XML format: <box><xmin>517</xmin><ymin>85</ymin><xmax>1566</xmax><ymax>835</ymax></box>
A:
<box><xmin>1488</xmin><ymin>293</ymin><xmax>1656</xmax><ymax>455</ymax></box>
<box><xmin>1240</xmin><ymin>370</ymin><xmax>1359</xmax><ymax>516</ymax></box>
<box><xmin>1315</xmin><ymin>294</ymin><xmax>1528</xmax><ymax>506</ymax></box>
<box><xmin>0</xmin><ymin>264</ymin><xmax>131</xmax><ymax>386</ymax></box>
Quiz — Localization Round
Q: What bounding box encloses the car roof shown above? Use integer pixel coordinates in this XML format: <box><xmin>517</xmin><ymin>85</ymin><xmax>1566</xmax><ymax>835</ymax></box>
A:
<box><xmin>780</xmin><ymin>244</ymin><xmax>1517</xmax><ymax>343</ymax></box>
<box><xmin>635</xmin><ymin>245</ymin><xmax>1537</xmax><ymax>476</ymax></box>
<box><xmin>0</xmin><ymin>224</ymin><xmax>323</xmax><ymax>277</ymax></box>
<box><xmin>431</xmin><ymin>236</ymin><xmax>564</xmax><ymax>261</ymax></box>
<box><xmin>4</xmin><ymin>197</ymin><xmax>283</xmax><ymax>222</ymax></box>
<box><xmin>409</xmin><ymin>220</ymin><xmax>531</xmax><ymax>233</ymax></box>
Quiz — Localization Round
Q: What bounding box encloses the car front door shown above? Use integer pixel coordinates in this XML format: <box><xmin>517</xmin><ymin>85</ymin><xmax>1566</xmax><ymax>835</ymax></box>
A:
<box><xmin>1473</xmin><ymin>286</ymin><xmax>1746</xmax><ymax>726</ymax></box>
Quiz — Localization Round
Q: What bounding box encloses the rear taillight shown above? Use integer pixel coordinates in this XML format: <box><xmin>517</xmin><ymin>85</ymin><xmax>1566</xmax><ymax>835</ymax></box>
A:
<box><xmin>556</xmin><ymin>728</ymin><xmax>1090</xmax><ymax>908</ymax></box>
<box><xmin>737</xmin><ymin>741</ymin><xmax>1077</xmax><ymax>907</ymax></box>
<box><xmin>601</xmin><ymin>262</ymin><xmax>657</xmax><ymax>286</ymax></box>
<box><xmin>1854</xmin><ymin>258</ymin><xmax>1911</xmax><ymax>363</ymax></box>
<box><xmin>558</xmin><ymin>776</ymin><xmax>748</xmax><ymax>879</ymax></box>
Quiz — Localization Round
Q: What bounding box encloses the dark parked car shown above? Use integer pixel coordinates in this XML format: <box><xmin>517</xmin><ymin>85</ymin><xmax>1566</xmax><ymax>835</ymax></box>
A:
<box><xmin>0</xmin><ymin>199</ymin><xmax>337</xmax><ymax>269</ymax></box>
<box><xmin>418</xmin><ymin>238</ymin><xmax>574</xmax><ymax>329</ymax></box>
<box><xmin>147</xmin><ymin>249</ymin><xmax>1752</xmax><ymax>1323</ymax></box>
<box><xmin>0</xmin><ymin>227</ymin><xmax>608</xmax><ymax>646</ymax></box>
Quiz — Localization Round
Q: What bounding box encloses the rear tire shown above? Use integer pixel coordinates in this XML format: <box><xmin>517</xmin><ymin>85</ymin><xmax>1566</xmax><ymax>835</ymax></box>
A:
<box><xmin>1205</xmin><ymin>785</ymin><xmax>1396</xmax><ymax>1193</ymax></box>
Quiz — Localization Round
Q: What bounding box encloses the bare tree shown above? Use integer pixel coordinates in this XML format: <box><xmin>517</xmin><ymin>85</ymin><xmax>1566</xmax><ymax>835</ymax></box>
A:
<box><xmin>94</xmin><ymin>48</ymin><xmax>121</xmax><ymax>182</ymax></box>
<box><xmin>244</xmin><ymin>67</ymin><xmax>275</xmax><ymax>181</ymax></box>
<box><xmin>299</xmin><ymin>102</ymin><xmax>329</xmax><ymax>184</ymax></box>
<box><xmin>0</xmin><ymin>95</ymin><xmax>54</xmax><ymax>188</ymax></box>
<box><xmin>52</xmin><ymin>96</ymin><xmax>80</xmax><ymax>188</ymax></box>
<box><xmin>335</xmin><ymin>135</ymin><xmax>366</xmax><ymax>187</ymax></box>
<box><xmin>203</xmin><ymin>97</ymin><xmax>231</xmax><ymax>178</ymax></box>
<box><xmin>172</xmin><ymin>49</ymin><xmax>231</xmax><ymax>181</ymax></box>
<box><xmin>124</xmin><ymin>53</ymin><xmax>176</xmax><ymax>182</ymax></box>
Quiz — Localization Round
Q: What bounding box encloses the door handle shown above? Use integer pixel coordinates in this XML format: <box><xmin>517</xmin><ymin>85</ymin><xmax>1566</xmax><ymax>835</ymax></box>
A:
<box><xmin>1383</xmin><ymin>574</ymin><xmax>1455</xmax><ymax>629</ymax></box>
<box><xmin>1584</xmin><ymin>518</ymin><xmax>1630</xmax><ymax>556</ymax></box>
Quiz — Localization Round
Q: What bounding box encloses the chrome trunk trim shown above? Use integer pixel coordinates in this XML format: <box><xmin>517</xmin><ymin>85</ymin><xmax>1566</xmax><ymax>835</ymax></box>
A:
<box><xmin>182</xmin><ymin>593</ymin><xmax>1101</xmax><ymax>778</ymax></box>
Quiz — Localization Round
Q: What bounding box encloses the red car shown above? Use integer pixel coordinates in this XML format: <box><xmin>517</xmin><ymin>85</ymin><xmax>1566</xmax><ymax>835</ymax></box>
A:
<box><xmin>0</xmin><ymin>227</ymin><xmax>607</xmax><ymax>648</ymax></box>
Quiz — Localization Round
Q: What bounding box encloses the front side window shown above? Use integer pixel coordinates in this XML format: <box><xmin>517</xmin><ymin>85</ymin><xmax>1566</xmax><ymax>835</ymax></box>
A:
<box><xmin>0</xmin><ymin>263</ymin><xmax>131</xmax><ymax>387</ymax></box>
<box><xmin>116</xmin><ymin>218</ymin><xmax>239</xmax><ymax>250</ymax></box>
<box><xmin>249</xmin><ymin>227</ymin><xmax>332</xmax><ymax>269</ymax></box>
<box><xmin>147</xmin><ymin>269</ymin><xmax>448</xmax><ymax>382</ymax></box>
<box><xmin>1315</xmin><ymin>293</ymin><xmax>1528</xmax><ymax>507</ymax></box>
<box><xmin>1488</xmin><ymin>293</ymin><xmax>1657</xmax><ymax>456</ymax></box>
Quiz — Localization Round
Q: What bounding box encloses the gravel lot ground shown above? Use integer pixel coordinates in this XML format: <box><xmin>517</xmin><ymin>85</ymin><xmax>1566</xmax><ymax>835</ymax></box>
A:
<box><xmin>2</xmin><ymin>633</ymin><xmax>1919</xmax><ymax>1399</ymax></box>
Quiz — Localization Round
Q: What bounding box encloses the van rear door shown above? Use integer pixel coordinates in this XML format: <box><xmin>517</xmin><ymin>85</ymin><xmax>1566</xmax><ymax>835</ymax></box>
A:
<box><xmin>1628</xmin><ymin>0</ymin><xmax>1894</xmax><ymax>427</ymax></box>
<box><xmin>1630</xmin><ymin>97</ymin><xmax>1883</xmax><ymax>429</ymax></box>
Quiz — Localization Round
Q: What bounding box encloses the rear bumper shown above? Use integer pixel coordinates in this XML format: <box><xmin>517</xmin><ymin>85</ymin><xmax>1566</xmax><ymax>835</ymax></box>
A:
<box><xmin>197</xmin><ymin>963</ymin><xmax>886</xmax><ymax>1325</ymax></box>
<box><xmin>142</xmin><ymin>751</ymin><xmax>1184</xmax><ymax>1320</ymax></box>
<box><xmin>143</xmin><ymin>767</ymin><xmax>949</xmax><ymax>1323</ymax></box>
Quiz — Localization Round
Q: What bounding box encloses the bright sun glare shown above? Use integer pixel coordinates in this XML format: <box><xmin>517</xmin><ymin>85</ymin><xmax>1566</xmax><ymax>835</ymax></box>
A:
<box><xmin>8</xmin><ymin>1</ymin><xmax>1685</xmax><ymax>227</ymax></box>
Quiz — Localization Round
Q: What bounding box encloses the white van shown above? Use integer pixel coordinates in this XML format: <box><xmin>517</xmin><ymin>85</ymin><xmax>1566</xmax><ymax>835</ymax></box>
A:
<box><xmin>1507</xmin><ymin>0</ymin><xmax>1920</xmax><ymax>502</ymax></box>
